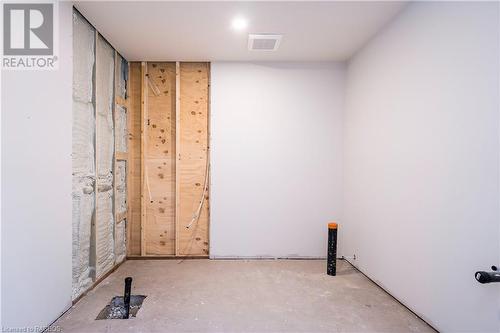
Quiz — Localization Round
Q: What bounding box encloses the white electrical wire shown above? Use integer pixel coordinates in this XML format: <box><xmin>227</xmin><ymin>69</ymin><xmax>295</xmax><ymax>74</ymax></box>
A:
<box><xmin>186</xmin><ymin>157</ymin><xmax>210</xmax><ymax>229</ymax></box>
<box><xmin>147</xmin><ymin>75</ymin><xmax>161</xmax><ymax>96</ymax></box>
<box><xmin>144</xmin><ymin>165</ymin><xmax>152</xmax><ymax>202</ymax></box>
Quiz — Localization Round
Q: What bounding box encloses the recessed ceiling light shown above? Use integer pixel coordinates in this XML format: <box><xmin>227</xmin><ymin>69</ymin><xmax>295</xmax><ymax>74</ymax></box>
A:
<box><xmin>231</xmin><ymin>17</ymin><xmax>248</xmax><ymax>31</ymax></box>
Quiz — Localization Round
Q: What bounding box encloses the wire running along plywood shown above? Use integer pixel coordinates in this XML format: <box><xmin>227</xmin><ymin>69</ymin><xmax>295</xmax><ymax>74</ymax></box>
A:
<box><xmin>127</xmin><ymin>62</ymin><xmax>209</xmax><ymax>256</ymax></box>
<box><xmin>177</xmin><ymin>62</ymin><xmax>210</xmax><ymax>256</ymax></box>
<box><xmin>144</xmin><ymin>62</ymin><xmax>177</xmax><ymax>255</ymax></box>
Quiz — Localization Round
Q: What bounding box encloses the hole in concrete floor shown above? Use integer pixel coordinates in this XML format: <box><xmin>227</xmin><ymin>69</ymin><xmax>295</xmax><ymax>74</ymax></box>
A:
<box><xmin>96</xmin><ymin>295</ymin><xmax>147</xmax><ymax>320</ymax></box>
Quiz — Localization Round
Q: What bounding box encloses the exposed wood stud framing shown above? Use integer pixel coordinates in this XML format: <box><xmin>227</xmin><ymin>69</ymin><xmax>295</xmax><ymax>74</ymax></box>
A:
<box><xmin>175</xmin><ymin>62</ymin><xmax>181</xmax><ymax>256</ymax></box>
<box><xmin>140</xmin><ymin>62</ymin><xmax>147</xmax><ymax>256</ymax></box>
<box><xmin>116</xmin><ymin>96</ymin><xmax>127</xmax><ymax>106</ymax></box>
<box><xmin>126</xmin><ymin>61</ymin><xmax>133</xmax><ymax>255</ymax></box>
<box><xmin>127</xmin><ymin>63</ymin><xmax>143</xmax><ymax>256</ymax></box>
<box><xmin>93</xmin><ymin>30</ymin><xmax>100</xmax><ymax>280</ymax></box>
<box><xmin>113</xmin><ymin>50</ymin><xmax>118</xmax><ymax>266</ymax></box>
<box><xmin>127</xmin><ymin>61</ymin><xmax>210</xmax><ymax>257</ymax></box>
<box><xmin>116</xmin><ymin>211</ymin><xmax>127</xmax><ymax>224</ymax></box>
<box><xmin>116</xmin><ymin>152</ymin><xmax>128</xmax><ymax>161</ymax></box>
<box><xmin>113</xmin><ymin>51</ymin><xmax>129</xmax><ymax>264</ymax></box>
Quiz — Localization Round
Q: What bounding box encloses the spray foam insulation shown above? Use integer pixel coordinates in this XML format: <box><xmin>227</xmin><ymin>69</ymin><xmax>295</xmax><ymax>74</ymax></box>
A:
<box><xmin>72</xmin><ymin>177</ymin><xmax>94</xmax><ymax>299</ymax></box>
<box><xmin>115</xmin><ymin>220</ymin><xmax>126</xmax><ymax>264</ymax></box>
<box><xmin>114</xmin><ymin>161</ymin><xmax>126</xmax><ymax>264</ymax></box>
<box><xmin>116</xmin><ymin>105</ymin><xmax>128</xmax><ymax>153</ymax></box>
<box><xmin>96</xmin><ymin>189</ymin><xmax>115</xmax><ymax>275</ymax></box>
<box><xmin>96</xmin><ymin>36</ymin><xmax>115</xmax><ymax>177</ymax></box>
<box><xmin>72</xmin><ymin>11</ymin><xmax>94</xmax><ymax>104</ymax></box>
<box><xmin>117</xmin><ymin>54</ymin><xmax>127</xmax><ymax>99</ymax></box>
<box><xmin>72</xmin><ymin>11</ymin><xmax>95</xmax><ymax>300</ymax></box>
<box><xmin>95</xmin><ymin>35</ymin><xmax>115</xmax><ymax>278</ymax></box>
<box><xmin>73</xmin><ymin>102</ymin><xmax>95</xmax><ymax>176</ymax></box>
<box><xmin>116</xmin><ymin>160</ymin><xmax>127</xmax><ymax>214</ymax></box>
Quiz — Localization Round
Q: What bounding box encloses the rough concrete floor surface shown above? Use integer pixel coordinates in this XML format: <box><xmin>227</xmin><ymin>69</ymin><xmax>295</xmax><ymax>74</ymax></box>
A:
<box><xmin>53</xmin><ymin>259</ymin><xmax>435</xmax><ymax>332</ymax></box>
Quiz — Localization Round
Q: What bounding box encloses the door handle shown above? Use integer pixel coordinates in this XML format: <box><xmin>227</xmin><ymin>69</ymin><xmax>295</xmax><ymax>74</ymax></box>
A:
<box><xmin>475</xmin><ymin>266</ymin><xmax>500</xmax><ymax>284</ymax></box>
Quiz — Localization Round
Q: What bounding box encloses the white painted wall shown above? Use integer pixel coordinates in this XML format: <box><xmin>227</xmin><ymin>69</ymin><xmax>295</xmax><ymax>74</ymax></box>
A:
<box><xmin>343</xmin><ymin>2</ymin><xmax>500</xmax><ymax>332</ymax></box>
<box><xmin>1</xmin><ymin>2</ymin><xmax>73</xmax><ymax>328</ymax></box>
<box><xmin>210</xmin><ymin>62</ymin><xmax>345</xmax><ymax>258</ymax></box>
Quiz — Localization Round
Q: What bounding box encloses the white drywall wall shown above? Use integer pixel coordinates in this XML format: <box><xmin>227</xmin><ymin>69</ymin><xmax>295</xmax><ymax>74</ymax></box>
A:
<box><xmin>210</xmin><ymin>62</ymin><xmax>345</xmax><ymax>258</ymax></box>
<box><xmin>1</xmin><ymin>2</ymin><xmax>73</xmax><ymax>329</ymax></box>
<box><xmin>343</xmin><ymin>2</ymin><xmax>500</xmax><ymax>331</ymax></box>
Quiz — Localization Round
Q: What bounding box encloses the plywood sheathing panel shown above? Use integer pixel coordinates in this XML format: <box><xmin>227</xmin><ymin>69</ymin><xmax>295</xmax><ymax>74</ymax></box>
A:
<box><xmin>95</xmin><ymin>34</ymin><xmax>115</xmax><ymax>278</ymax></box>
<box><xmin>177</xmin><ymin>62</ymin><xmax>210</xmax><ymax>256</ymax></box>
<box><xmin>71</xmin><ymin>11</ymin><xmax>95</xmax><ymax>300</ymax></box>
<box><xmin>127</xmin><ymin>64</ymin><xmax>142</xmax><ymax>256</ymax></box>
<box><xmin>144</xmin><ymin>62</ymin><xmax>176</xmax><ymax>255</ymax></box>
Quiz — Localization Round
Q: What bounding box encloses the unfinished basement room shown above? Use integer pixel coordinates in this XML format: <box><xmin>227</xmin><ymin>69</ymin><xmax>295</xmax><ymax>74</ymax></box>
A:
<box><xmin>1</xmin><ymin>1</ymin><xmax>500</xmax><ymax>332</ymax></box>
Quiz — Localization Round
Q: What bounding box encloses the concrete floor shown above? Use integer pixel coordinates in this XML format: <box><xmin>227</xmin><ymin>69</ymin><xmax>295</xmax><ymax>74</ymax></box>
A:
<box><xmin>53</xmin><ymin>260</ymin><xmax>435</xmax><ymax>332</ymax></box>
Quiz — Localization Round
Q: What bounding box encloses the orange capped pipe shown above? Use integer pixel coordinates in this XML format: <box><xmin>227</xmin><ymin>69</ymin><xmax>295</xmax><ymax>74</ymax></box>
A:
<box><xmin>327</xmin><ymin>222</ymin><xmax>338</xmax><ymax>276</ymax></box>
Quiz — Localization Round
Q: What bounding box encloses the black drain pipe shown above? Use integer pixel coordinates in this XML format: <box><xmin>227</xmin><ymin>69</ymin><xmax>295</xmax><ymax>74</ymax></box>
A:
<box><xmin>123</xmin><ymin>277</ymin><xmax>132</xmax><ymax>319</ymax></box>
<box><xmin>327</xmin><ymin>222</ymin><xmax>338</xmax><ymax>276</ymax></box>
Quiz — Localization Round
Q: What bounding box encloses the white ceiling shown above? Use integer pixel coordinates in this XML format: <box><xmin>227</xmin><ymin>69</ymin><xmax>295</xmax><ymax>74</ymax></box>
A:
<box><xmin>75</xmin><ymin>1</ymin><xmax>407</xmax><ymax>62</ymax></box>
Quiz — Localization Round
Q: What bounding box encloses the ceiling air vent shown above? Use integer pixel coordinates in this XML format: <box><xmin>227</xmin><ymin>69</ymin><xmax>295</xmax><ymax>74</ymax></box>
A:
<box><xmin>248</xmin><ymin>34</ymin><xmax>282</xmax><ymax>51</ymax></box>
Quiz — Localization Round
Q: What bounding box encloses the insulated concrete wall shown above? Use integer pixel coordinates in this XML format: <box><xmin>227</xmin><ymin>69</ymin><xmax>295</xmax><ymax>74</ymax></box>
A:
<box><xmin>343</xmin><ymin>2</ymin><xmax>500</xmax><ymax>331</ymax></box>
<box><xmin>210</xmin><ymin>62</ymin><xmax>345</xmax><ymax>258</ymax></box>
<box><xmin>1</xmin><ymin>1</ymin><xmax>73</xmax><ymax>328</ymax></box>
